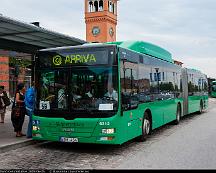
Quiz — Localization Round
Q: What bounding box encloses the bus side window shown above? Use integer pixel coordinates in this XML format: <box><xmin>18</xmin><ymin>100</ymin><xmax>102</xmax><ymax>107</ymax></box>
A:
<box><xmin>120</xmin><ymin>62</ymin><xmax>139</xmax><ymax>110</ymax></box>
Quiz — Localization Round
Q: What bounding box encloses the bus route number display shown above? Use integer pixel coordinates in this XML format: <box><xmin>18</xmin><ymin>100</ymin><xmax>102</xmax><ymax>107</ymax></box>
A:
<box><xmin>39</xmin><ymin>101</ymin><xmax>50</xmax><ymax>110</ymax></box>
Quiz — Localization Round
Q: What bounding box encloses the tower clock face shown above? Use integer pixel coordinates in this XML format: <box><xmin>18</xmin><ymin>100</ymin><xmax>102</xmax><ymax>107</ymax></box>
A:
<box><xmin>92</xmin><ymin>26</ymin><xmax>100</xmax><ymax>36</ymax></box>
<box><xmin>109</xmin><ymin>27</ymin><xmax>114</xmax><ymax>37</ymax></box>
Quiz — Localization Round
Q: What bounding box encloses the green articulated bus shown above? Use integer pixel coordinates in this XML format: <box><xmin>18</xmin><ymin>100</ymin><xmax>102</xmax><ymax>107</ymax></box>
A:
<box><xmin>211</xmin><ymin>81</ymin><xmax>216</xmax><ymax>98</ymax></box>
<box><xmin>32</xmin><ymin>41</ymin><xmax>208</xmax><ymax>145</ymax></box>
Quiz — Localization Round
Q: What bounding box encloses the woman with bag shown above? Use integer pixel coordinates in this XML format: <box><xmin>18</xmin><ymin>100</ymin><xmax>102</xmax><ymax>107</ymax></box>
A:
<box><xmin>0</xmin><ymin>86</ymin><xmax>6</xmax><ymax>123</ymax></box>
<box><xmin>11</xmin><ymin>83</ymin><xmax>26</xmax><ymax>137</ymax></box>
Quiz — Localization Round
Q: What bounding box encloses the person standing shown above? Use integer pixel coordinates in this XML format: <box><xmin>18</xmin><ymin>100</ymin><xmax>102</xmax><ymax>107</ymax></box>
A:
<box><xmin>11</xmin><ymin>83</ymin><xmax>26</xmax><ymax>137</ymax></box>
<box><xmin>25</xmin><ymin>82</ymin><xmax>36</xmax><ymax>138</ymax></box>
<box><xmin>0</xmin><ymin>86</ymin><xmax>6</xmax><ymax>123</ymax></box>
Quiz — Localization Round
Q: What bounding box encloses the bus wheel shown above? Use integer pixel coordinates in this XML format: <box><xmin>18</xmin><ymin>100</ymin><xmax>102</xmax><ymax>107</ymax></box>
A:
<box><xmin>138</xmin><ymin>112</ymin><xmax>151</xmax><ymax>142</ymax></box>
<box><xmin>174</xmin><ymin>104</ymin><xmax>181</xmax><ymax>125</ymax></box>
<box><xmin>198</xmin><ymin>101</ymin><xmax>203</xmax><ymax>114</ymax></box>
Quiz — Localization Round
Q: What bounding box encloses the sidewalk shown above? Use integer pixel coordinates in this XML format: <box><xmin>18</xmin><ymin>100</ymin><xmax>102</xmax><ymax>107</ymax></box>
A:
<box><xmin>0</xmin><ymin>108</ymin><xmax>37</xmax><ymax>153</ymax></box>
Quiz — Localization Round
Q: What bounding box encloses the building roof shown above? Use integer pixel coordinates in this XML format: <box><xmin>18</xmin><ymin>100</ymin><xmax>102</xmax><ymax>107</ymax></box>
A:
<box><xmin>174</xmin><ymin>60</ymin><xmax>183</xmax><ymax>66</ymax></box>
<box><xmin>0</xmin><ymin>15</ymin><xmax>86</xmax><ymax>53</ymax></box>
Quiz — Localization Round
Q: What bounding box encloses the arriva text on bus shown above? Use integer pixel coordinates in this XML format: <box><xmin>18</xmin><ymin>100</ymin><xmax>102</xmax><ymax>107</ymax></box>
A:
<box><xmin>53</xmin><ymin>54</ymin><xmax>97</xmax><ymax>65</ymax></box>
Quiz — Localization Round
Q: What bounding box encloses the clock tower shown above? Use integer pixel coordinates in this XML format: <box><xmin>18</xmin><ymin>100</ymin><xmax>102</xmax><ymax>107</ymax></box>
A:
<box><xmin>85</xmin><ymin>0</ymin><xmax>118</xmax><ymax>43</ymax></box>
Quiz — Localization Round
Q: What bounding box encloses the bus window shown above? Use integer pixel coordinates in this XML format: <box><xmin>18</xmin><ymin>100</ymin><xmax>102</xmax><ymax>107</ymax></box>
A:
<box><xmin>120</xmin><ymin>55</ymin><xmax>139</xmax><ymax>110</ymax></box>
<box><xmin>70</xmin><ymin>66</ymin><xmax>118</xmax><ymax>111</ymax></box>
<box><xmin>37</xmin><ymin>70</ymin><xmax>68</xmax><ymax>110</ymax></box>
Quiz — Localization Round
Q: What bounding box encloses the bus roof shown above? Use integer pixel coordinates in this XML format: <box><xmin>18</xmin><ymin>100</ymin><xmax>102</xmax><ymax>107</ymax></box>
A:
<box><xmin>38</xmin><ymin>41</ymin><xmax>174</xmax><ymax>64</ymax></box>
<box><xmin>106</xmin><ymin>41</ymin><xmax>173</xmax><ymax>63</ymax></box>
<box><xmin>38</xmin><ymin>42</ymin><xmax>114</xmax><ymax>52</ymax></box>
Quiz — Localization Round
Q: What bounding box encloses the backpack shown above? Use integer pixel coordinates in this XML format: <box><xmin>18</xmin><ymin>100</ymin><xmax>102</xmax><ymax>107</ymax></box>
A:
<box><xmin>25</xmin><ymin>87</ymin><xmax>35</xmax><ymax>109</ymax></box>
<box><xmin>2</xmin><ymin>91</ymin><xmax>11</xmax><ymax>107</ymax></box>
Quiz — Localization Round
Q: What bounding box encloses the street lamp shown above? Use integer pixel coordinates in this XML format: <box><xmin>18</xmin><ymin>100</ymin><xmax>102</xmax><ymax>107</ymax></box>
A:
<box><xmin>155</xmin><ymin>68</ymin><xmax>160</xmax><ymax>93</ymax></box>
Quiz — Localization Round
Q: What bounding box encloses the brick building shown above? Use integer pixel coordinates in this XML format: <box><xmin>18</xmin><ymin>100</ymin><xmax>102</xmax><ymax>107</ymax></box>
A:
<box><xmin>85</xmin><ymin>0</ymin><xmax>119</xmax><ymax>43</ymax></box>
<box><xmin>0</xmin><ymin>52</ymin><xmax>31</xmax><ymax>96</ymax></box>
<box><xmin>0</xmin><ymin>56</ymin><xmax>9</xmax><ymax>91</ymax></box>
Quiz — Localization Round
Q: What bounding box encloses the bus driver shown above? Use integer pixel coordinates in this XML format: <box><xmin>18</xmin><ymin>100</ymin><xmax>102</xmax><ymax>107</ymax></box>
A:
<box><xmin>104</xmin><ymin>84</ymin><xmax>118</xmax><ymax>101</ymax></box>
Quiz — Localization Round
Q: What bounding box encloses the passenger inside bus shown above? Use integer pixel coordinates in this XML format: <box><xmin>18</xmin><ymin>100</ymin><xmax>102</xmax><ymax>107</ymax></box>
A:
<box><xmin>58</xmin><ymin>85</ymin><xmax>66</xmax><ymax>109</ymax></box>
<box><xmin>40</xmin><ymin>76</ymin><xmax>49</xmax><ymax>100</ymax></box>
<box><xmin>104</xmin><ymin>84</ymin><xmax>118</xmax><ymax>101</ymax></box>
<box><xmin>72</xmin><ymin>85</ymin><xmax>82</xmax><ymax>102</ymax></box>
<box><xmin>39</xmin><ymin>76</ymin><xmax>55</xmax><ymax>108</ymax></box>
<box><xmin>84</xmin><ymin>82</ymin><xmax>94</xmax><ymax>98</ymax></box>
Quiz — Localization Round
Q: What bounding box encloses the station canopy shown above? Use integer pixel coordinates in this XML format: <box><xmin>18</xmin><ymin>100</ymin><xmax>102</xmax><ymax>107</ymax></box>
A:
<box><xmin>0</xmin><ymin>15</ymin><xmax>86</xmax><ymax>54</ymax></box>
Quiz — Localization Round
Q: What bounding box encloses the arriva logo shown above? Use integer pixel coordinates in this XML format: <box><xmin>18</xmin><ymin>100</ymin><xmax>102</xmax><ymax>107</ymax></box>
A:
<box><xmin>65</xmin><ymin>54</ymin><xmax>96</xmax><ymax>64</ymax></box>
<box><xmin>52</xmin><ymin>54</ymin><xmax>97</xmax><ymax>65</ymax></box>
<box><xmin>53</xmin><ymin>55</ymin><xmax>62</xmax><ymax>66</ymax></box>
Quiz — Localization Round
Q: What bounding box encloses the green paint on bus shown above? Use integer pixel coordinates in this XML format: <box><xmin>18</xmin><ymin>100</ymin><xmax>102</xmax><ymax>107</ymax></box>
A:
<box><xmin>32</xmin><ymin>41</ymin><xmax>208</xmax><ymax>145</ymax></box>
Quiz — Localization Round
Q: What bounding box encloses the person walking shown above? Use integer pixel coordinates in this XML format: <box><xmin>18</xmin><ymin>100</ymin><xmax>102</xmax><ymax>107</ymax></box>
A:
<box><xmin>11</xmin><ymin>83</ymin><xmax>26</xmax><ymax>137</ymax></box>
<box><xmin>0</xmin><ymin>86</ymin><xmax>6</xmax><ymax>123</ymax></box>
<box><xmin>25</xmin><ymin>82</ymin><xmax>36</xmax><ymax>138</ymax></box>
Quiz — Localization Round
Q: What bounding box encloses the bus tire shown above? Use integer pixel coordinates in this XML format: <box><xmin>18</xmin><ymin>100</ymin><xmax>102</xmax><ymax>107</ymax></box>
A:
<box><xmin>137</xmin><ymin>112</ymin><xmax>151</xmax><ymax>142</ymax></box>
<box><xmin>198</xmin><ymin>100</ymin><xmax>203</xmax><ymax>114</ymax></box>
<box><xmin>174</xmin><ymin>104</ymin><xmax>181</xmax><ymax>125</ymax></box>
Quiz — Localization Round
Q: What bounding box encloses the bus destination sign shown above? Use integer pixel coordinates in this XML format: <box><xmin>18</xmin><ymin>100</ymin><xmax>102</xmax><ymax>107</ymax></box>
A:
<box><xmin>51</xmin><ymin>51</ymin><xmax>108</xmax><ymax>66</ymax></box>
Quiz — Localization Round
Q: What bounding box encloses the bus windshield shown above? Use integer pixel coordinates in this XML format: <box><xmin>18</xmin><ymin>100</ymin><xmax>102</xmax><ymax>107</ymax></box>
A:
<box><xmin>212</xmin><ymin>82</ymin><xmax>216</xmax><ymax>92</ymax></box>
<box><xmin>35</xmin><ymin>47</ymin><xmax>118</xmax><ymax>116</ymax></box>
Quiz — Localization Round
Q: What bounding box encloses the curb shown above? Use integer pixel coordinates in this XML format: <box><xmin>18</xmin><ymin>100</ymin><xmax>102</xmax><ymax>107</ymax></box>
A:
<box><xmin>0</xmin><ymin>140</ymin><xmax>44</xmax><ymax>153</ymax></box>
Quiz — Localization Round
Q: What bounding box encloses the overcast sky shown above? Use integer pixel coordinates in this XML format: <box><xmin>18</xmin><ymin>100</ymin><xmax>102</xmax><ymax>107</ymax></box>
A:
<box><xmin>1</xmin><ymin>0</ymin><xmax>216</xmax><ymax>78</ymax></box>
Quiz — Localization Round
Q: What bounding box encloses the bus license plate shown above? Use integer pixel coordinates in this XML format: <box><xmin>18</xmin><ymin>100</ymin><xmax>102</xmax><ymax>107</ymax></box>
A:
<box><xmin>60</xmin><ymin>137</ymin><xmax>78</xmax><ymax>143</ymax></box>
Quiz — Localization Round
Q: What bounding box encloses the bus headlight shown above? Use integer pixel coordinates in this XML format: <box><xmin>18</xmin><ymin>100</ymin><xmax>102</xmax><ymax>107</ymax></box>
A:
<box><xmin>32</xmin><ymin>126</ymin><xmax>40</xmax><ymax>131</ymax></box>
<box><xmin>102</xmin><ymin>128</ymin><xmax>115</xmax><ymax>134</ymax></box>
